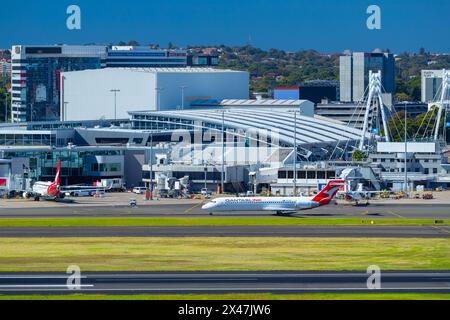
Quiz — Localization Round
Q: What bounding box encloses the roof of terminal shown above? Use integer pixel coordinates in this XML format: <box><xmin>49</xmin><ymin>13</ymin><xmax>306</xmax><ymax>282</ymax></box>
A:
<box><xmin>129</xmin><ymin>108</ymin><xmax>364</xmax><ymax>146</ymax></box>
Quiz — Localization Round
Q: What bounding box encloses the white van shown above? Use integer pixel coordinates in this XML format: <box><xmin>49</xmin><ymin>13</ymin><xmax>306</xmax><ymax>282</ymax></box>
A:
<box><xmin>133</xmin><ymin>187</ymin><xmax>147</xmax><ymax>194</ymax></box>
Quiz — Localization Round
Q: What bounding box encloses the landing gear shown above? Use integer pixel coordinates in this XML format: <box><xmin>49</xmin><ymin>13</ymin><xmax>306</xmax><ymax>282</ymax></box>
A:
<box><xmin>34</xmin><ymin>196</ymin><xmax>40</xmax><ymax>201</ymax></box>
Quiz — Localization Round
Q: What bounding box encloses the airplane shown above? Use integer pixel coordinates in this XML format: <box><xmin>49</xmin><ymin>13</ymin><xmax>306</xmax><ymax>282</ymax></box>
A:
<box><xmin>27</xmin><ymin>159</ymin><xmax>110</xmax><ymax>201</ymax></box>
<box><xmin>201</xmin><ymin>180</ymin><xmax>344</xmax><ymax>215</ymax></box>
<box><xmin>29</xmin><ymin>159</ymin><xmax>64</xmax><ymax>201</ymax></box>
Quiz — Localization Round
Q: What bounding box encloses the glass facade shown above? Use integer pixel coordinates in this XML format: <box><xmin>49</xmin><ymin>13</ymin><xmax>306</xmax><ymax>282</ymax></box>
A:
<box><xmin>20</xmin><ymin>57</ymin><xmax>101</xmax><ymax>122</ymax></box>
<box><xmin>2</xmin><ymin>149</ymin><xmax>123</xmax><ymax>182</ymax></box>
<box><xmin>0</xmin><ymin>133</ymin><xmax>55</xmax><ymax>146</ymax></box>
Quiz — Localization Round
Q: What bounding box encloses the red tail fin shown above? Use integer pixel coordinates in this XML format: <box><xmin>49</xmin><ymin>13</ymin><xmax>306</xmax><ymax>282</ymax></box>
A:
<box><xmin>47</xmin><ymin>159</ymin><xmax>61</xmax><ymax>197</ymax></box>
<box><xmin>53</xmin><ymin>159</ymin><xmax>61</xmax><ymax>186</ymax></box>
<box><xmin>312</xmin><ymin>180</ymin><xmax>344</xmax><ymax>205</ymax></box>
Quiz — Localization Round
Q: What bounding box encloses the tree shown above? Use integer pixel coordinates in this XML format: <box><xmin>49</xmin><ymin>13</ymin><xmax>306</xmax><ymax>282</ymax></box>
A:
<box><xmin>352</xmin><ymin>150</ymin><xmax>368</xmax><ymax>161</ymax></box>
<box><xmin>0</xmin><ymin>86</ymin><xmax>10</xmax><ymax>122</ymax></box>
<box><xmin>395</xmin><ymin>92</ymin><xmax>410</xmax><ymax>102</ymax></box>
<box><xmin>127</xmin><ymin>40</ymin><xmax>140</xmax><ymax>46</ymax></box>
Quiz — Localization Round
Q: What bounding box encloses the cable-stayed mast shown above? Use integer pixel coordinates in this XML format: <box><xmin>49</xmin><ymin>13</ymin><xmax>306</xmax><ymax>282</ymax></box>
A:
<box><xmin>434</xmin><ymin>69</ymin><xmax>450</xmax><ymax>141</ymax></box>
<box><xmin>359</xmin><ymin>71</ymin><xmax>390</xmax><ymax>150</ymax></box>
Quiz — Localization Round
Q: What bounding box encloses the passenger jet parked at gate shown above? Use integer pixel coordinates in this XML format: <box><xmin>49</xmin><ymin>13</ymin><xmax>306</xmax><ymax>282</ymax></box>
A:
<box><xmin>202</xmin><ymin>180</ymin><xmax>344</xmax><ymax>214</ymax></box>
<box><xmin>30</xmin><ymin>159</ymin><xmax>64</xmax><ymax>201</ymax></box>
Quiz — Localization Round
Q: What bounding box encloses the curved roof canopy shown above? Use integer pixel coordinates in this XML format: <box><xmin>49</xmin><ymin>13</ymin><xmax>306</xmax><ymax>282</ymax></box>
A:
<box><xmin>130</xmin><ymin>109</ymin><xmax>364</xmax><ymax>147</ymax></box>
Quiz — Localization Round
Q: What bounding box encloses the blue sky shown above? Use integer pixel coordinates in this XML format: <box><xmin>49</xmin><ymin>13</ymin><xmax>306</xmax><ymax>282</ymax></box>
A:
<box><xmin>1</xmin><ymin>0</ymin><xmax>449</xmax><ymax>53</ymax></box>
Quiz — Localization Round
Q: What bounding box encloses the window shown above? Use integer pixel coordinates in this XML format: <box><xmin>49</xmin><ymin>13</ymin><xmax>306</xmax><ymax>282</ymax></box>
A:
<box><xmin>433</xmin><ymin>168</ymin><xmax>438</xmax><ymax>174</ymax></box>
<box><xmin>278</xmin><ymin>171</ymin><xmax>287</xmax><ymax>179</ymax></box>
<box><xmin>287</xmin><ymin>171</ymin><xmax>294</xmax><ymax>179</ymax></box>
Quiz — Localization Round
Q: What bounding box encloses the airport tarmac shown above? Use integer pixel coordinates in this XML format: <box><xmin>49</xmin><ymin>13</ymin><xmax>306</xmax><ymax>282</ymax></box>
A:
<box><xmin>0</xmin><ymin>202</ymin><xmax>449</xmax><ymax>219</ymax></box>
<box><xmin>0</xmin><ymin>225</ymin><xmax>449</xmax><ymax>238</ymax></box>
<box><xmin>0</xmin><ymin>271</ymin><xmax>449</xmax><ymax>294</ymax></box>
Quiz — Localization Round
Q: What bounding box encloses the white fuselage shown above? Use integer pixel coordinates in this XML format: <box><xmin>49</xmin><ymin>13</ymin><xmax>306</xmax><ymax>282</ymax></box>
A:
<box><xmin>32</xmin><ymin>181</ymin><xmax>52</xmax><ymax>197</ymax></box>
<box><xmin>201</xmin><ymin>196</ymin><xmax>320</xmax><ymax>212</ymax></box>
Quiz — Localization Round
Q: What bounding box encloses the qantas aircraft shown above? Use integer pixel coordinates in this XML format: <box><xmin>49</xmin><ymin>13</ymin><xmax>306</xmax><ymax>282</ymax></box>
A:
<box><xmin>202</xmin><ymin>180</ymin><xmax>344</xmax><ymax>214</ymax></box>
<box><xmin>30</xmin><ymin>159</ymin><xmax>64</xmax><ymax>201</ymax></box>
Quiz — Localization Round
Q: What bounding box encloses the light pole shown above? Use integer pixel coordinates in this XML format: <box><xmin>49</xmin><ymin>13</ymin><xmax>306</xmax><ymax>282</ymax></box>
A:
<box><xmin>221</xmin><ymin>110</ymin><xmax>225</xmax><ymax>194</ymax></box>
<box><xmin>293</xmin><ymin>111</ymin><xmax>298</xmax><ymax>196</ymax></box>
<box><xmin>149</xmin><ymin>131</ymin><xmax>154</xmax><ymax>201</ymax></box>
<box><xmin>110</xmin><ymin>89</ymin><xmax>120</xmax><ymax>121</ymax></box>
<box><xmin>180</xmin><ymin>86</ymin><xmax>188</xmax><ymax>110</ymax></box>
<box><xmin>404</xmin><ymin>103</ymin><xmax>408</xmax><ymax>196</ymax></box>
<box><xmin>204</xmin><ymin>166</ymin><xmax>207</xmax><ymax>191</ymax></box>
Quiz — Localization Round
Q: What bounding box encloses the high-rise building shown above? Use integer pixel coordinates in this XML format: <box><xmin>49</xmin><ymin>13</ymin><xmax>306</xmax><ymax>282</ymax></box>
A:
<box><xmin>10</xmin><ymin>45</ymin><xmax>107</xmax><ymax>123</ymax></box>
<box><xmin>421</xmin><ymin>70</ymin><xmax>444</xmax><ymax>103</ymax></box>
<box><xmin>10</xmin><ymin>45</ymin><xmax>189</xmax><ymax>122</ymax></box>
<box><xmin>340</xmin><ymin>52</ymin><xmax>395</xmax><ymax>102</ymax></box>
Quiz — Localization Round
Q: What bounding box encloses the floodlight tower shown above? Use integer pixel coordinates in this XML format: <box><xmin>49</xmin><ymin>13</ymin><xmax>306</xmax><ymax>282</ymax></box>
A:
<box><xmin>359</xmin><ymin>71</ymin><xmax>390</xmax><ymax>150</ymax></box>
<box><xmin>434</xmin><ymin>69</ymin><xmax>450</xmax><ymax>141</ymax></box>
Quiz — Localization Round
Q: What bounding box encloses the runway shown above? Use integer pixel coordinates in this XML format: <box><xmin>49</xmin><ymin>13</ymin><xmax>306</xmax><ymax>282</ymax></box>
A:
<box><xmin>0</xmin><ymin>271</ymin><xmax>449</xmax><ymax>294</ymax></box>
<box><xmin>0</xmin><ymin>203</ymin><xmax>449</xmax><ymax>219</ymax></box>
<box><xmin>0</xmin><ymin>225</ymin><xmax>449</xmax><ymax>238</ymax></box>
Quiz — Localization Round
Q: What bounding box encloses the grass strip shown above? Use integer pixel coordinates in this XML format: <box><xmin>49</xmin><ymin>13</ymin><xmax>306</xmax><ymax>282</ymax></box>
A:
<box><xmin>0</xmin><ymin>237</ymin><xmax>448</xmax><ymax>272</ymax></box>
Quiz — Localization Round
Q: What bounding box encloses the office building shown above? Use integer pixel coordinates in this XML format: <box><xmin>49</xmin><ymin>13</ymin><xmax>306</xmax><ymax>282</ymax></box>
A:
<box><xmin>421</xmin><ymin>70</ymin><xmax>445</xmax><ymax>103</ymax></box>
<box><xmin>273</xmin><ymin>81</ymin><xmax>339</xmax><ymax>104</ymax></box>
<box><xmin>340</xmin><ymin>52</ymin><xmax>395</xmax><ymax>102</ymax></box>
<box><xmin>10</xmin><ymin>45</ymin><xmax>189</xmax><ymax>123</ymax></box>
<box><xmin>315</xmin><ymin>102</ymin><xmax>428</xmax><ymax>131</ymax></box>
<box><xmin>106</xmin><ymin>46</ymin><xmax>187</xmax><ymax>68</ymax></box>
<box><xmin>187</xmin><ymin>54</ymin><xmax>219</xmax><ymax>67</ymax></box>
<box><xmin>272</xmin><ymin>87</ymin><xmax>300</xmax><ymax>100</ymax></box>
<box><xmin>61</xmin><ymin>68</ymin><xmax>249</xmax><ymax>121</ymax></box>
<box><xmin>10</xmin><ymin>45</ymin><xmax>107</xmax><ymax>123</ymax></box>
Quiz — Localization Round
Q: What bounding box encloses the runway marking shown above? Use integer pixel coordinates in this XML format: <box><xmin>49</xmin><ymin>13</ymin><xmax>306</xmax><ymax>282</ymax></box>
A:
<box><xmin>0</xmin><ymin>285</ymin><xmax>94</xmax><ymax>288</ymax></box>
<box><xmin>388</xmin><ymin>211</ymin><xmax>406</xmax><ymax>219</ymax></box>
<box><xmin>184</xmin><ymin>202</ymin><xmax>205</xmax><ymax>213</ymax></box>
<box><xmin>431</xmin><ymin>226</ymin><xmax>450</xmax><ymax>235</ymax></box>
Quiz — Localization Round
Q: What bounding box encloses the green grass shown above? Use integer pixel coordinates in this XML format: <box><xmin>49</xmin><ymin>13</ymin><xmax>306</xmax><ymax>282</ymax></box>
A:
<box><xmin>0</xmin><ymin>217</ymin><xmax>448</xmax><ymax>227</ymax></box>
<box><xmin>0</xmin><ymin>237</ymin><xmax>448</xmax><ymax>272</ymax></box>
<box><xmin>1</xmin><ymin>293</ymin><xmax>449</xmax><ymax>300</ymax></box>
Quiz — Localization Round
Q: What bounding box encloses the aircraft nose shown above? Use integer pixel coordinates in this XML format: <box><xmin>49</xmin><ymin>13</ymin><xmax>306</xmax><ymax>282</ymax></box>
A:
<box><xmin>201</xmin><ymin>202</ymin><xmax>213</xmax><ymax>210</ymax></box>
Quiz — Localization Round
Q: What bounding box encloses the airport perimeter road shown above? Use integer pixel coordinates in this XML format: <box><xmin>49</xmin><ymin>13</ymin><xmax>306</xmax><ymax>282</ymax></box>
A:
<box><xmin>0</xmin><ymin>225</ymin><xmax>449</xmax><ymax>238</ymax></box>
<box><xmin>0</xmin><ymin>203</ymin><xmax>449</xmax><ymax>219</ymax></box>
<box><xmin>0</xmin><ymin>271</ymin><xmax>449</xmax><ymax>294</ymax></box>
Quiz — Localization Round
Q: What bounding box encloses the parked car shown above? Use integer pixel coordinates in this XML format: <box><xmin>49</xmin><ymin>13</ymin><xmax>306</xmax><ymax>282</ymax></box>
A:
<box><xmin>201</xmin><ymin>188</ymin><xmax>213</xmax><ymax>197</ymax></box>
<box><xmin>67</xmin><ymin>190</ymin><xmax>92</xmax><ymax>197</ymax></box>
<box><xmin>132</xmin><ymin>187</ymin><xmax>147</xmax><ymax>194</ymax></box>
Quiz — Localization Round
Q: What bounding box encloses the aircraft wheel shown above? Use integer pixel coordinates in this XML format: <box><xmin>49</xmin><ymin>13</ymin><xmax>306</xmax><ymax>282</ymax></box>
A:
<box><xmin>34</xmin><ymin>196</ymin><xmax>40</xmax><ymax>201</ymax></box>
